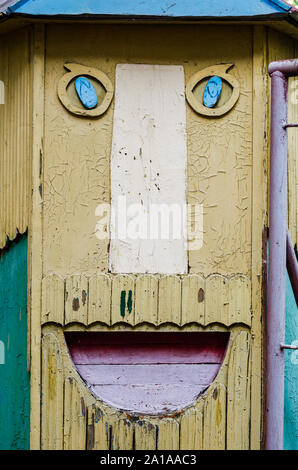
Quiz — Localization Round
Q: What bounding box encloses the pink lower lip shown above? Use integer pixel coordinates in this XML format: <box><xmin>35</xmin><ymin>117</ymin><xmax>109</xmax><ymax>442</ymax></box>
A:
<box><xmin>65</xmin><ymin>331</ymin><xmax>229</xmax><ymax>415</ymax></box>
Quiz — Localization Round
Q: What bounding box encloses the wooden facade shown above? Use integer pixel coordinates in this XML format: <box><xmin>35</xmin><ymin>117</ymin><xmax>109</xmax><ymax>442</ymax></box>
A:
<box><xmin>0</xmin><ymin>15</ymin><xmax>297</xmax><ymax>449</ymax></box>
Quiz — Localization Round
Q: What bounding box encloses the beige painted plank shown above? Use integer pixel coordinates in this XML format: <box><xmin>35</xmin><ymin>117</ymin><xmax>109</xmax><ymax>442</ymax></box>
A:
<box><xmin>181</xmin><ymin>275</ymin><xmax>205</xmax><ymax>325</ymax></box>
<box><xmin>135</xmin><ymin>420</ymin><xmax>157</xmax><ymax>450</ymax></box>
<box><xmin>203</xmin><ymin>384</ymin><xmax>226</xmax><ymax>450</ymax></box>
<box><xmin>135</xmin><ymin>275</ymin><xmax>158</xmax><ymax>326</ymax></box>
<box><xmin>41</xmin><ymin>333</ymin><xmax>64</xmax><ymax>450</ymax></box>
<box><xmin>180</xmin><ymin>408</ymin><xmax>203</xmax><ymax>450</ymax></box>
<box><xmin>227</xmin><ymin>331</ymin><xmax>251</xmax><ymax>450</ymax></box>
<box><xmin>88</xmin><ymin>274</ymin><xmax>111</xmax><ymax>325</ymax></box>
<box><xmin>158</xmin><ymin>276</ymin><xmax>181</xmax><ymax>325</ymax></box>
<box><xmin>205</xmin><ymin>275</ymin><xmax>229</xmax><ymax>325</ymax></box>
<box><xmin>64</xmin><ymin>377</ymin><xmax>87</xmax><ymax>450</ymax></box>
<box><xmin>65</xmin><ymin>275</ymin><xmax>88</xmax><ymax>325</ymax></box>
<box><xmin>157</xmin><ymin>419</ymin><xmax>180</xmax><ymax>450</ymax></box>
<box><xmin>288</xmin><ymin>76</ymin><xmax>298</xmax><ymax>249</ymax></box>
<box><xmin>111</xmin><ymin>419</ymin><xmax>134</xmax><ymax>450</ymax></box>
<box><xmin>87</xmin><ymin>405</ymin><xmax>110</xmax><ymax>450</ymax></box>
<box><xmin>41</xmin><ymin>275</ymin><xmax>65</xmax><ymax>324</ymax></box>
<box><xmin>229</xmin><ymin>276</ymin><xmax>251</xmax><ymax>326</ymax></box>
<box><xmin>29</xmin><ymin>24</ymin><xmax>45</xmax><ymax>450</ymax></box>
<box><xmin>111</xmin><ymin>274</ymin><xmax>135</xmax><ymax>325</ymax></box>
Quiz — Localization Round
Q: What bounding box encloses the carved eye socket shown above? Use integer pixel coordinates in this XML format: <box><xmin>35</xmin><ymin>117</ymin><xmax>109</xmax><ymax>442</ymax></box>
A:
<box><xmin>186</xmin><ymin>64</ymin><xmax>240</xmax><ymax>117</ymax></box>
<box><xmin>58</xmin><ymin>63</ymin><xmax>114</xmax><ymax>117</ymax></box>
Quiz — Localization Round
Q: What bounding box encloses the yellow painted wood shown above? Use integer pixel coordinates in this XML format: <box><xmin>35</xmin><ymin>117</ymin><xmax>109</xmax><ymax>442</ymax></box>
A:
<box><xmin>111</xmin><ymin>275</ymin><xmax>135</xmax><ymax>324</ymax></box>
<box><xmin>229</xmin><ymin>276</ymin><xmax>251</xmax><ymax>326</ymax></box>
<box><xmin>41</xmin><ymin>275</ymin><xmax>65</xmax><ymax>325</ymax></box>
<box><xmin>205</xmin><ymin>275</ymin><xmax>229</xmax><ymax>325</ymax></box>
<box><xmin>288</xmin><ymin>76</ymin><xmax>298</xmax><ymax>249</ymax></box>
<box><xmin>203</xmin><ymin>384</ymin><xmax>226</xmax><ymax>450</ymax></box>
<box><xmin>157</xmin><ymin>419</ymin><xmax>180</xmax><ymax>450</ymax></box>
<box><xmin>158</xmin><ymin>276</ymin><xmax>181</xmax><ymax>325</ymax></box>
<box><xmin>135</xmin><ymin>275</ymin><xmax>158</xmax><ymax>325</ymax></box>
<box><xmin>180</xmin><ymin>408</ymin><xmax>203</xmax><ymax>450</ymax></box>
<box><xmin>29</xmin><ymin>24</ymin><xmax>45</xmax><ymax>450</ymax></box>
<box><xmin>64</xmin><ymin>377</ymin><xmax>87</xmax><ymax>450</ymax></box>
<box><xmin>227</xmin><ymin>331</ymin><xmax>251</xmax><ymax>449</ymax></box>
<box><xmin>181</xmin><ymin>275</ymin><xmax>205</xmax><ymax>325</ymax></box>
<box><xmin>87</xmin><ymin>405</ymin><xmax>110</xmax><ymax>450</ymax></box>
<box><xmin>0</xmin><ymin>28</ymin><xmax>31</xmax><ymax>248</ymax></box>
<box><xmin>250</xmin><ymin>26</ymin><xmax>268</xmax><ymax>450</ymax></box>
<box><xmin>88</xmin><ymin>274</ymin><xmax>111</xmax><ymax>325</ymax></box>
<box><xmin>135</xmin><ymin>420</ymin><xmax>157</xmax><ymax>450</ymax></box>
<box><xmin>111</xmin><ymin>419</ymin><xmax>134</xmax><ymax>450</ymax></box>
<box><xmin>65</xmin><ymin>275</ymin><xmax>88</xmax><ymax>325</ymax></box>
<box><xmin>41</xmin><ymin>332</ymin><xmax>64</xmax><ymax>450</ymax></box>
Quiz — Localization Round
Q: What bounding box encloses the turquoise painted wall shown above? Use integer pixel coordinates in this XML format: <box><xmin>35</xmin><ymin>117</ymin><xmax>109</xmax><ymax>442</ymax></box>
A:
<box><xmin>0</xmin><ymin>235</ymin><xmax>30</xmax><ymax>450</ymax></box>
<box><xmin>284</xmin><ymin>271</ymin><xmax>298</xmax><ymax>450</ymax></box>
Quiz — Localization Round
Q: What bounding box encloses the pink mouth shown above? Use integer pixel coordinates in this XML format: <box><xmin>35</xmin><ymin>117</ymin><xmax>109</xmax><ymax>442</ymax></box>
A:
<box><xmin>65</xmin><ymin>332</ymin><xmax>229</xmax><ymax>415</ymax></box>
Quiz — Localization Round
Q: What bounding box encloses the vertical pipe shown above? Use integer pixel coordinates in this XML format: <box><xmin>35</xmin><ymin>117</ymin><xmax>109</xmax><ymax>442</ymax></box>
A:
<box><xmin>266</xmin><ymin>70</ymin><xmax>288</xmax><ymax>450</ymax></box>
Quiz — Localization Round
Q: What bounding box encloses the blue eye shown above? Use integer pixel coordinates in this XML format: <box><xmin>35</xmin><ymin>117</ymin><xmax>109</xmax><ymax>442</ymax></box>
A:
<box><xmin>203</xmin><ymin>76</ymin><xmax>222</xmax><ymax>108</ymax></box>
<box><xmin>75</xmin><ymin>76</ymin><xmax>98</xmax><ymax>109</ymax></box>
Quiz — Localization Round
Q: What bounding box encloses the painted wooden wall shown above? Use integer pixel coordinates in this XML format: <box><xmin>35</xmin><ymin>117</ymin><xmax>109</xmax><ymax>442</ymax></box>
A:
<box><xmin>0</xmin><ymin>235</ymin><xmax>30</xmax><ymax>449</ymax></box>
<box><xmin>27</xmin><ymin>22</ymin><xmax>268</xmax><ymax>450</ymax></box>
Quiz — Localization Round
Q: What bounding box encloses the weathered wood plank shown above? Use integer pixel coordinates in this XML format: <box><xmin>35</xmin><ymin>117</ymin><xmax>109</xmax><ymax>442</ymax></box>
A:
<box><xmin>288</xmin><ymin>76</ymin><xmax>298</xmax><ymax>249</ymax></box>
<box><xmin>227</xmin><ymin>331</ymin><xmax>251</xmax><ymax>450</ymax></box>
<box><xmin>41</xmin><ymin>333</ymin><xmax>64</xmax><ymax>450</ymax></box>
<box><xmin>41</xmin><ymin>275</ymin><xmax>65</xmax><ymax>324</ymax></box>
<box><xmin>87</xmin><ymin>405</ymin><xmax>110</xmax><ymax>450</ymax></box>
<box><xmin>65</xmin><ymin>275</ymin><xmax>88</xmax><ymax>324</ymax></box>
<box><xmin>111</xmin><ymin>274</ymin><xmax>135</xmax><ymax>324</ymax></box>
<box><xmin>181</xmin><ymin>275</ymin><xmax>205</xmax><ymax>325</ymax></box>
<box><xmin>205</xmin><ymin>275</ymin><xmax>229</xmax><ymax>325</ymax></box>
<box><xmin>88</xmin><ymin>274</ymin><xmax>111</xmax><ymax>325</ymax></box>
<box><xmin>158</xmin><ymin>276</ymin><xmax>181</xmax><ymax>325</ymax></box>
<box><xmin>63</xmin><ymin>377</ymin><xmax>87</xmax><ymax>450</ymax></box>
<box><xmin>135</xmin><ymin>275</ymin><xmax>158</xmax><ymax>325</ymax></box>
<box><xmin>203</xmin><ymin>383</ymin><xmax>226</xmax><ymax>450</ymax></box>
<box><xmin>180</xmin><ymin>408</ymin><xmax>203</xmax><ymax>450</ymax></box>
<box><xmin>135</xmin><ymin>420</ymin><xmax>157</xmax><ymax>450</ymax></box>
<box><xmin>111</xmin><ymin>419</ymin><xmax>134</xmax><ymax>450</ymax></box>
<box><xmin>229</xmin><ymin>276</ymin><xmax>251</xmax><ymax>326</ymax></box>
<box><xmin>157</xmin><ymin>419</ymin><xmax>180</xmax><ymax>450</ymax></box>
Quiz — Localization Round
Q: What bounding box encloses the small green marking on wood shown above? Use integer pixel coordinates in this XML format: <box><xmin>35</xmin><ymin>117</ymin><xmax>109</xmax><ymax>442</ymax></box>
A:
<box><xmin>120</xmin><ymin>290</ymin><xmax>126</xmax><ymax>317</ymax></box>
<box><xmin>127</xmin><ymin>290</ymin><xmax>133</xmax><ymax>314</ymax></box>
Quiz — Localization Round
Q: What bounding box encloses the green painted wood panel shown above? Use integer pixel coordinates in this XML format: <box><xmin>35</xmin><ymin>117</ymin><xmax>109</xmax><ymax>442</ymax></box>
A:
<box><xmin>0</xmin><ymin>235</ymin><xmax>30</xmax><ymax>450</ymax></box>
<box><xmin>284</xmin><ymin>271</ymin><xmax>298</xmax><ymax>450</ymax></box>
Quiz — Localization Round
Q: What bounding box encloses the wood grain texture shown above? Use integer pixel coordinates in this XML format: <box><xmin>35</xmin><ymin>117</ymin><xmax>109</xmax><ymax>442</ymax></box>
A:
<box><xmin>87</xmin><ymin>405</ymin><xmax>110</xmax><ymax>450</ymax></box>
<box><xmin>88</xmin><ymin>274</ymin><xmax>111</xmax><ymax>325</ymax></box>
<box><xmin>41</xmin><ymin>333</ymin><xmax>64</xmax><ymax>450</ymax></box>
<box><xmin>205</xmin><ymin>275</ymin><xmax>229</xmax><ymax>325</ymax></box>
<box><xmin>158</xmin><ymin>276</ymin><xmax>181</xmax><ymax>325</ymax></box>
<box><xmin>157</xmin><ymin>419</ymin><xmax>180</xmax><ymax>450</ymax></box>
<box><xmin>0</xmin><ymin>28</ymin><xmax>31</xmax><ymax>248</ymax></box>
<box><xmin>203</xmin><ymin>383</ymin><xmax>226</xmax><ymax>449</ymax></box>
<box><xmin>64</xmin><ymin>377</ymin><xmax>87</xmax><ymax>450</ymax></box>
<box><xmin>180</xmin><ymin>408</ymin><xmax>203</xmax><ymax>450</ymax></box>
<box><xmin>111</xmin><ymin>274</ymin><xmax>135</xmax><ymax>324</ymax></box>
<box><xmin>135</xmin><ymin>275</ymin><xmax>158</xmax><ymax>325</ymax></box>
<box><xmin>135</xmin><ymin>420</ymin><xmax>157</xmax><ymax>450</ymax></box>
<box><xmin>181</xmin><ymin>275</ymin><xmax>205</xmax><ymax>325</ymax></box>
<box><xmin>111</xmin><ymin>419</ymin><xmax>134</xmax><ymax>450</ymax></box>
<box><xmin>42</xmin><ymin>275</ymin><xmax>65</xmax><ymax>324</ymax></box>
<box><xmin>65</xmin><ymin>275</ymin><xmax>88</xmax><ymax>325</ymax></box>
<box><xmin>227</xmin><ymin>331</ymin><xmax>251</xmax><ymax>449</ymax></box>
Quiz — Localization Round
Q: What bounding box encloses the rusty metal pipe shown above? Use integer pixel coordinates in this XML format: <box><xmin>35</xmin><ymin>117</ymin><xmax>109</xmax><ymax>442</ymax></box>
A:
<box><xmin>266</xmin><ymin>59</ymin><xmax>298</xmax><ymax>450</ymax></box>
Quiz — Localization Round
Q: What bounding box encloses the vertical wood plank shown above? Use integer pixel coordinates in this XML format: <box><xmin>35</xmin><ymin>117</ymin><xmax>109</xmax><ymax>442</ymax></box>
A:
<box><xmin>65</xmin><ymin>275</ymin><xmax>88</xmax><ymax>325</ymax></box>
<box><xmin>41</xmin><ymin>275</ymin><xmax>65</xmax><ymax>324</ymax></box>
<box><xmin>29</xmin><ymin>24</ymin><xmax>45</xmax><ymax>450</ymax></box>
<box><xmin>87</xmin><ymin>405</ymin><xmax>110</xmax><ymax>450</ymax></box>
<box><xmin>135</xmin><ymin>275</ymin><xmax>158</xmax><ymax>325</ymax></box>
<box><xmin>111</xmin><ymin>275</ymin><xmax>135</xmax><ymax>325</ymax></box>
<box><xmin>180</xmin><ymin>408</ymin><xmax>203</xmax><ymax>450</ymax></box>
<box><xmin>41</xmin><ymin>333</ymin><xmax>64</xmax><ymax>450</ymax></box>
<box><xmin>227</xmin><ymin>331</ymin><xmax>251</xmax><ymax>450</ymax></box>
<box><xmin>157</xmin><ymin>419</ymin><xmax>180</xmax><ymax>450</ymax></box>
<box><xmin>229</xmin><ymin>276</ymin><xmax>251</xmax><ymax>326</ymax></box>
<box><xmin>203</xmin><ymin>384</ymin><xmax>226</xmax><ymax>450</ymax></box>
<box><xmin>205</xmin><ymin>275</ymin><xmax>229</xmax><ymax>325</ymax></box>
<box><xmin>111</xmin><ymin>419</ymin><xmax>134</xmax><ymax>450</ymax></box>
<box><xmin>181</xmin><ymin>275</ymin><xmax>205</xmax><ymax>325</ymax></box>
<box><xmin>64</xmin><ymin>377</ymin><xmax>87</xmax><ymax>450</ymax></box>
<box><xmin>288</xmin><ymin>76</ymin><xmax>298</xmax><ymax>249</ymax></box>
<box><xmin>135</xmin><ymin>420</ymin><xmax>157</xmax><ymax>450</ymax></box>
<box><xmin>158</xmin><ymin>276</ymin><xmax>181</xmax><ymax>325</ymax></box>
<box><xmin>88</xmin><ymin>274</ymin><xmax>111</xmax><ymax>325</ymax></box>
